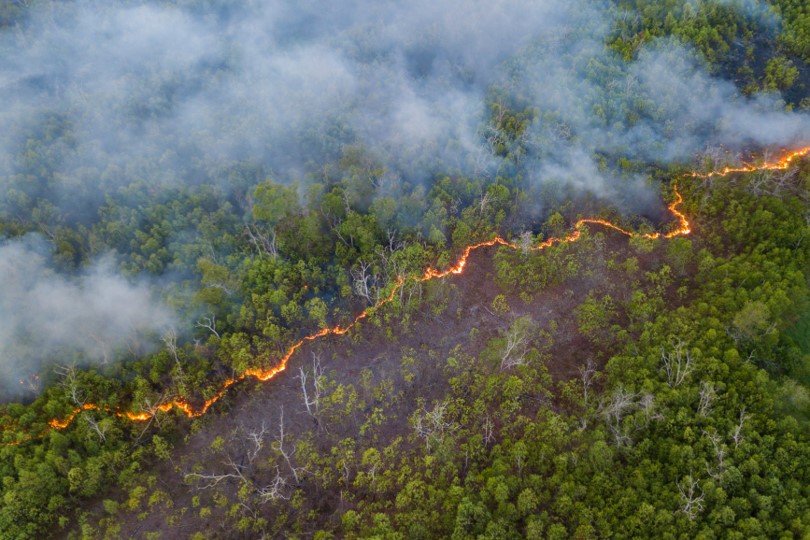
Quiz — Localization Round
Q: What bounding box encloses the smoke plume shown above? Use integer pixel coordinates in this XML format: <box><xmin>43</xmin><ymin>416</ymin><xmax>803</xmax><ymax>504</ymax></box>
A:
<box><xmin>0</xmin><ymin>236</ymin><xmax>174</xmax><ymax>400</ymax></box>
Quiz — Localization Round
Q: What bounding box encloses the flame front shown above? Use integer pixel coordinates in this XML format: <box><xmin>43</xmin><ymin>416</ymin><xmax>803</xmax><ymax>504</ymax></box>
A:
<box><xmin>3</xmin><ymin>146</ymin><xmax>807</xmax><ymax>445</ymax></box>
<box><xmin>690</xmin><ymin>146</ymin><xmax>810</xmax><ymax>178</ymax></box>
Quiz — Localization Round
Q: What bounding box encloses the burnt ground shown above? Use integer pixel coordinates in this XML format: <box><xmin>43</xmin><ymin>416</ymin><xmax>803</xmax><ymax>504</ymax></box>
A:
<box><xmin>74</xmin><ymin>230</ymin><xmax>666</xmax><ymax>538</ymax></box>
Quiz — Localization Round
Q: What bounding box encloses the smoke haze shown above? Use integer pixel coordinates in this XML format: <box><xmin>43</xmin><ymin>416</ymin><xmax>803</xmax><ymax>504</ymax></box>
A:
<box><xmin>0</xmin><ymin>236</ymin><xmax>174</xmax><ymax>399</ymax></box>
<box><xmin>1</xmin><ymin>0</ymin><xmax>803</xmax><ymax>199</ymax></box>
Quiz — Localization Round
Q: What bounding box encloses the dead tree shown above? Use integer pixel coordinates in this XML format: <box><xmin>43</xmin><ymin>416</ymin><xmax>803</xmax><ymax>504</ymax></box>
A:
<box><xmin>579</xmin><ymin>359</ymin><xmax>598</xmax><ymax>407</ymax></box>
<box><xmin>83</xmin><ymin>414</ymin><xmax>108</xmax><ymax>443</ymax></box>
<box><xmin>56</xmin><ymin>364</ymin><xmax>84</xmax><ymax>407</ymax></box>
<box><xmin>184</xmin><ymin>461</ymin><xmax>244</xmax><ymax>490</ymax></box>
<box><xmin>478</xmin><ymin>191</ymin><xmax>492</xmax><ymax>214</ymax></box>
<box><xmin>661</xmin><ymin>340</ymin><xmax>694</xmax><ymax>387</ymax></box>
<box><xmin>500</xmin><ymin>317</ymin><xmax>534</xmax><ymax>370</ymax></box>
<box><xmin>298</xmin><ymin>353</ymin><xmax>325</xmax><ymax>426</ymax></box>
<box><xmin>161</xmin><ymin>329</ymin><xmax>180</xmax><ymax>364</ymax></box>
<box><xmin>602</xmin><ymin>386</ymin><xmax>637</xmax><ymax>438</ymax></box>
<box><xmin>501</xmin><ymin>326</ymin><xmax>528</xmax><ymax>370</ymax></box>
<box><xmin>245</xmin><ymin>224</ymin><xmax>277</xmax><ymax>259</ymax></box>
<box><xmin>89</xmin><ymin>333</ymin><xmax>111</xmax><ymax>365</ymax></box>
<box><xmin>257</xmin><ymin>466</ymin><xmax>289</xmax><ymax>502</ymax></box>
<box><xmin>185</xmin><ymin>422</ymin><xmax>289</xmax><ymax>501</ymax></box>
<box><xmin>518</xmin><ymin>231</ymin><xmax>533</xmax><ymax>254</ymax></box>
<box><xmin>351</xmin><ymin>260</ymin><xmax>384</xmax><ymax>306</ymax></box>
<box><xmin>482</xmin><ymin>415</ymin><xmax>495</xmax><ymax>447</ymax></box>
<box><xmin>246</xmin><ymin>422</ymin><xmax>268</xmax><ymax>463</ymax></box>
<box><xmin>677</xmin><ymin>475</ymin><xmax>705</xmax><ymax>521</ymax></box>
<box><xmin>703</xmin><ymin>429</ymin><xmax>726</xmax><ymax>480</ymax></box>
<box><xmin>731</xmin><ymin>407</ymin><xmax>747</xmax><ymax>448</ymax></box>
<box><xmin>638</xmin><ymin>392</ymin><xmax>659</xmax><ymax>422</ymax></box>
<box><xmin>272</xmin><ymin>408</ymin><xmax>301</xmax><ymax>483</ymax></box>
<box><xmin>196</xmin><ymin>315</ymin><xmax>220</xmax><ymax>338</ymax></box>
<box><xmin>413</xmin><ymin>401</ymin><xmax>458</xmax><ymax>451</ymax></box>
<box><xmin>385</xmin><ymin>229</ymin><xmax>405</xmax><ymax>254</ymax></box>
<box><xmin>697</xmin><ymin>381</ymin><xmax>715</xmax><ymax>417</ymax></box>
<box><xmin>19</xmin><ymin>373</ymin><xmax>41</xmax><ymax>394</ymax></box>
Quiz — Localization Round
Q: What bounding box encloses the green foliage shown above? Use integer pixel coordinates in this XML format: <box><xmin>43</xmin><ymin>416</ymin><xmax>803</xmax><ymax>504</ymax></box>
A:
<box><xmin>2</xmin><ymin>2</ymin><xmax>810</xmax><ymax>538</ymax></box>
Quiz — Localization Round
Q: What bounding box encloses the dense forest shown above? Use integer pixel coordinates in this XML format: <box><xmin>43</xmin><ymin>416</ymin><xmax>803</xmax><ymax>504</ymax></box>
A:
<box><xmin>1</xmin><ymin>0</ymin><xmax>809</xmax><ymax>538</ymax></box>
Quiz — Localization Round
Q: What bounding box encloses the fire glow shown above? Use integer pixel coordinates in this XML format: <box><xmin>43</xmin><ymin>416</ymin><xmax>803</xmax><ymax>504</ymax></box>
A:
<box><xmin>689</xmin><ymin>147</ymin><xmax>810</xmax><ymax>178</ymax></box>
<box><xmin>3</xmin><ymin>147</ymin><xmax>808</xmax><ymax>445</ymax></box>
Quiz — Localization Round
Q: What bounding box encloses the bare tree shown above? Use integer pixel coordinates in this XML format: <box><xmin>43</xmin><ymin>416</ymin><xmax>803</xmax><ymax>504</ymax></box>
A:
<box><xmin>298</xmin><ymin>353</ymin><xmax>326</xmax><ymax>425</ymax></box>
<box><xmin>257</xmin><ymin>466</ymin><xmax>289</xmax><ymax>502</ymax></box>
<box><xmin>162</xmin><ymin>329</ymin><xmax>180</xmax><ymax>364</ymax></box>
<box><xmin>56</xmin><ymin>364</ymin><xmax>84</xmax><ymax>407</ymax></box>
<box><xmin>579</xmin><ymin>359</ymin><xmax>598</xmax><ymax>407</ymax></box>
<box><xmin>482</xmin><ymin>415</ymin><xmax>495</xmax><ymax>447</ymax></box>
<box><xmin>500</xmin><ymin>317</ymin><xmax>534</xmax><ymax>370</ymax></box>
<box><xmin>478</xmin><ymin>191</ymin><xmax>492</xmax><ymax>214</ymax></box>
<box><xmin>185</xmin><ymin>422</ymin><xmax>290</xmax><ymax>502</ymax></box>
<box><xmin>677</xmin><ymin>475</ymin><xmax>705</xmax><ymax>520</ymax></box>
<box><xmin>196</xmin><ymin>315</ymin><xmax>220</xmax><ymax>338</ymax></box>
<box><xmin>184</xmin><ymin>463</ymin><xmax>244</xmax><ymax>490</ymax></box>
<box><xmin>83</xmin><ymin>414</ymin><xmax>108</xmax><ymax>443</ymax></box>
<box><xmin>272</xmin><ymin>408</ymin><xmax>301</xmax><ymax>483</ymax></box>
<box><xmin>501</xmin><ymin>328</ymin><xmax>527</xmax><ymax>370</ymax></box>
<box><xmin>246</xmin><ymin>422</ymin><xmax>268</xmax><ymax>463</ymax></box>
<box><xmin>602</xmin><ymin>386</ymin><xmax>636</xmax><ymax>422</ymax></box>
<box><xmin>385</xmin><ymin>229</ymin><xmax>404</xmax><ymax>254</ymax></box>
<box><xmin>731</xmin><ymin>407</ymin><xmax>747</xmax><ymax>448</ymax></box>
<box><xmin>245</xmin><ymin>224</ymin><xmax>277</xmax><ymax>259</ymax></box>
<box><xmin>18</xmin><ymin>373</ymin><xmax>41</xmax><ymax>394</ymax></box>
<box><xmin>518</xmin><ymin>231</ymin><xmax>533</xmax><ymax>254</ymax></box>
<box><xmin>89</xmin><ymin>333</ymin><xmax>111</xmax><ymax>365</ymax></box>
<box><xmin>661</xmin><ymin>339</ymin><xmax>694</xmax><ymax>387</ymax></box>
<box><xmin>413</xmin><ymin>401</ymin><xmax>459</xmax><ymax>451</ymax></box>
<box><xmin>351</xmin><ymin>260</ymin><xmax>384</xmax><ymax>305</ymax></box>
<box><xmin>697</xmin><ymin>381</ymin><xmax>715</xmax><ymax>417</ymax></box>
<box><xmin>602</xmin><ymin>387</ymin><xmax>637</xmax><ymax>446</ymax></box>
<box><xmin>132</xmin><ymin>393</ymin><xmax>171</xmax><ymax>443</ymax></box>
<box><xmin>703</xmin><ymin>429</ymin><xmax>726</xmax><ymax>480</ymax></box>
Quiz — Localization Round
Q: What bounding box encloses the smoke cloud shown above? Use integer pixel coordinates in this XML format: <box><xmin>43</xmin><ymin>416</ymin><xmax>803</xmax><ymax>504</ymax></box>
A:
<box><xmin>0</xmin><ymin>236</ymin><xmax>174</xmax><ymax>400</ymax></box>
<box><xmin>0</xmin><ymin>0</ymin><xmax>806</xmax><ymax>205</ymax></box>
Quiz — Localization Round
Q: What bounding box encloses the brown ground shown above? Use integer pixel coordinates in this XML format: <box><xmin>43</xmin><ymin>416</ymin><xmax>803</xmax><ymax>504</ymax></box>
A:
<box><xmin>75</xmin><ymin>230</ymin><xmax>653</xmax><ymax>538</ymax></box>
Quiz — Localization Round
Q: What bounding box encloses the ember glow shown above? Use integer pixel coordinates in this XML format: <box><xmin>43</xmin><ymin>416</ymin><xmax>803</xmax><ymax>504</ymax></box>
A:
<box><xmin>3</xmin><ymin>148</ymin><xmax>807</xmax><ymax>445</ymax></box>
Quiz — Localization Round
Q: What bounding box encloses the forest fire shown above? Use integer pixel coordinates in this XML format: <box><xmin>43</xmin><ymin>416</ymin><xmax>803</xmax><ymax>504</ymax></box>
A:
<box><xmin>690</xmin><ymin>146</ymin><xmax>810</xmax><ymax>178</ymax></box>
<box><xmin>1</xmin><ymin>147</ymin><xmax>806</xmax><ymax>445</ymax></box>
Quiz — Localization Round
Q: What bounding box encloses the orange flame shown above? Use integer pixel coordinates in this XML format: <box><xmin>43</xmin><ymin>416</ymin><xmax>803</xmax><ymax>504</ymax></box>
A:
<box><xmin>4</xmin><ymin>145</ymin><xmax>808</xmax><ymax>445</ymax></box>
<box><xmin>7</xmin><ymin>188</ymin><xmax>688</xmax><ymax>444</ymax></box>
<box><xmin>48</xmin><ymin>403</ymin><xmax>102</xmax><ymax>429</ymax></box>
<box><xmin>690</xmin><ymin>146</ymin><xmax>810</xmax><ymax>178</ymax></box>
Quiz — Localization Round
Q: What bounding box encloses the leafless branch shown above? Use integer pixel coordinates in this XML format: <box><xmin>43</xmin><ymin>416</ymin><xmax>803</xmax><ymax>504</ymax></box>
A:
<box><xmin>677</xmin><ymin>475</ymin><xmax>705</xmax><ymax>520</ymax></box>
<box><xmin>731</xmin><ymin>407</ymin><xmax>747</xmax><ymax>448</ymax></box>
<box><xmin>196</xmin><ymin>315</ymin><xmax>220</xmax><ymax>338</ymax></box>
<box><xmin>83</xmin><ymin>414</ymin><xmax>108</xmax><ymax>443</ymax></box>
<box><xmin>413</xmin><ymin>401</ymin><xmax>459</xmax><ymax>451</ymax></box>
<box><xmin>697</xmin><ymin>381</ymin><xmax>715</xmax><ymax>417</ymax></box>
<box><xmin>272</xmin><ymin>408</ymin><xmax>301</xmax><ymax>483</ymax></box>
<box><xmin>298</xmin><ymin>353</ymin><xmax>326</xmax><ymax>427</ymax></box>
<box><xmin>703</xmin><ymin>429</ymin><xmax>726</xmax><ymax>479</ymax></box>
<box><xmin>56</xmin><ymin>364</ymin><xmax>84</xmax><ymax>407</ymax></box>
<box><xmin>245</xmin><ymin>224</ymin><xmax>277</xmax><ymax>259</ymax></box>
<box><xmin>483</xmin><ymin>415</ymin><xmax>495</xmax><ymax>447</ymax></box>
<box><xmin>162</xmin><ymin>329</ymin><xmax>180</xmax><ymax>364</ymax></box>
<box><xmin>661</xmin><ymin>339</ymin><xmax>693</xmax><ymax>387</ymax></box>
<box><xmin>579</xmin><ymin>359</ymin><xmax>597</xmax><ymax>406</ymax></box>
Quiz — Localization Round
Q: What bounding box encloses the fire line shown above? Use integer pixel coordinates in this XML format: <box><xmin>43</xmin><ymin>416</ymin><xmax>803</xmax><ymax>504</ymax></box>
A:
<box><xmin>2</xmin><ymin>146</ymin><xmax>808</xmax><ymax>445</ymax></box>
